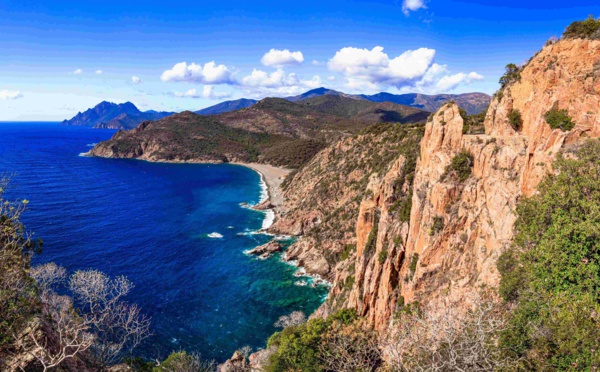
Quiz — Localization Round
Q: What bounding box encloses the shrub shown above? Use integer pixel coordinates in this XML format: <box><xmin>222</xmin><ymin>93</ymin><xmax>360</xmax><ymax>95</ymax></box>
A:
<box><xmin>154</xmin><ymin>351</ymin><xmax>215</xmax><ymax>372</ymax></box>
<box><xmin>544</xmin><ymin>108</ymin><xmax>575</xmax><ymax>131</ymax></box>
<box><xmin>364</xmin><ymin>213</ymin><xmax>379</xmax><ymax>257</ymax></box>
<box><xmin>429</xmin><ymin>217</ymin><xmax>444</xmax><ymax>236</ymax></box>
<box><xmin>265</xmin><ymin>309</ymin><xmax>376</xmax><ymax>372</ymax></box>
<box><xmin>563</xmin><ymin>16</ymin><xmax>600</xmax><ymax>39</ymax></box>
<box><xmin>508</xmin><ymin>109</ymin><xmax>523</xmax><ymax>131</ymax></box>
<box><xmin>498</xmin><ymin>140</ymin><xmax>600</xmax><ymax>369</ymax></box>
<box><xmin>440</xmin><ymin>150</ymin><xmax>474</xmax><ymax>183</ymax></box>
<box><xmin>378</xmin><ymin>249</ymin><xmax>388</xmax><ymax>264</ymax></box>
<box><xmin>408</xmin><ymin>254</ymin><xmax>419</xmax><ymax>280</ymax></box>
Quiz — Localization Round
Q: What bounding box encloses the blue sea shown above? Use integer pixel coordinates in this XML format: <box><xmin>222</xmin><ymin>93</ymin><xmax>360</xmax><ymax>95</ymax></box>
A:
<box><xmin>0</xmin><ymin>122</ymin><xmax>327</xmax><ymax>362</ymax></box>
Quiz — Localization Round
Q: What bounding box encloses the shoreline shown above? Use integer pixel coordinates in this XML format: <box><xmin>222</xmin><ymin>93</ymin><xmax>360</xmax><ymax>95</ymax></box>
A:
<box><xmin>231</xmin><ymin>162</ymin><xmax>290</xmax><ymax>208</ymax></box>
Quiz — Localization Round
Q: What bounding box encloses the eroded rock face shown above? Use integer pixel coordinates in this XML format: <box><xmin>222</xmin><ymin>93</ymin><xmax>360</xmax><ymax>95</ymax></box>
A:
<box><xmin>345</xmin><ymin>38</ymin><xmax>600</xmax><ymax>330</ymax></box>
<box><xmin>277</xmin><ymin>38</ymin><xmax>600</xmax><ymax>332</ymax></box>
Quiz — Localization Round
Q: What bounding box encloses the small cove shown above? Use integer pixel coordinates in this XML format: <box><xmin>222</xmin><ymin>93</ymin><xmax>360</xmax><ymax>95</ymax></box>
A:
<box><xmin>0</xmin><ymin>122</ymin><xmax>328</xmax><ymax>362</ymax></box>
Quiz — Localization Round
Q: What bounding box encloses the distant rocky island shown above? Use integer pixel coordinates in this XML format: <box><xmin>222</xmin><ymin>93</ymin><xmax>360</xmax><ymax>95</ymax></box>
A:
<box><xmin>63</xmin><ymin>88</ymin><xmax>490</xmax><ymax>130</ymax></box>
<box><xmin>61</xmin><ymin>101</ymin><xmax>174</xmax><ymax>130</ymax></box>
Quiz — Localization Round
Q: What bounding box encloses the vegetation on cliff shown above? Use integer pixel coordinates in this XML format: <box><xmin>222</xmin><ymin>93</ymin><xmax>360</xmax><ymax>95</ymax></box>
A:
<box><xmin>498</xmin><ymin>140</ymin><xmax>600</xmax><ymax>370</ymax></box>
<box><xmin>563</xmin><ymin>15</ymin><xmax>600</xmax><ymax>39</ymax></box>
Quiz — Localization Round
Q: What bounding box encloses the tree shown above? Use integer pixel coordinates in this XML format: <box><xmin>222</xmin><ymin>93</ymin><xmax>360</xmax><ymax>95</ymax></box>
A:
<box><xmin>69</xmin><ymin>270</ymin><xmax>152</xmax><ymax>367</ymax></box>
<box><xmin>0</xmin><ymin>177</ymin><xmax>42</xmax><ymax>364</ymax></box>
<box><xmin>274</xmin><ymin>311</ymin><xmax>306</xmax><ymax>328</ymax></box>
<box><xmin>384</xmin><ymin>292</ymin><xmax>517</xmax><ymax>371</ymax></box>
<box><xmin>499</xmin><ymin>63</ymin><xmax>521</xmax><ymax>88</ymax></box>
<box><xmin>26</xmin><ymin>293</ymin><xmax>95</xmax><ymax>371</ymax></box>
<box><xmin>25</xmin><ymin>263</ymin><xmax>94</xmax><ymax>371</ymax></box>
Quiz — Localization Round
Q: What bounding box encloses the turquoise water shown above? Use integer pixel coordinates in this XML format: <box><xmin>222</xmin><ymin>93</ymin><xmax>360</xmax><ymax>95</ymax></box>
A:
<box><xmin>0</xmin><ymin>122</ymin><xmax>327</xmax><ymax>362</ymax></box>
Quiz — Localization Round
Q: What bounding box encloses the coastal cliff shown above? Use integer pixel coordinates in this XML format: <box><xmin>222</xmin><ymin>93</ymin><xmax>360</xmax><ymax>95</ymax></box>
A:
<box><xmin>273</xmin><ymin>37</ymin><xmax>600</xmax><ymax>331</ymax></box>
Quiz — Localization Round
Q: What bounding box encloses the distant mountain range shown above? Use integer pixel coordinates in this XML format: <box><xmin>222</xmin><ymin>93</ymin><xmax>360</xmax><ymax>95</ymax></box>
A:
<box><xmin>195</xmin><ymin>98</ymin><xmax>258</xmax><ymax>115</ymax></box>
<box><xmin>63</xmin><ymin>88</ymin><xmax>490</xmax><ymax>129</ymax></box>
<box><xmin>198</xmin><ymin>88</ymin><xmax>490</xmax><ymax>116</ymax></box>
<box><xmin>89</xmin><ymin>95</ymin><xmax>431</xmax><ymax>168</ymax></box>
<box><xmin>61</xmin><ymin>101</ymin><xmax>174</xmax><ymax>130</ymax></box>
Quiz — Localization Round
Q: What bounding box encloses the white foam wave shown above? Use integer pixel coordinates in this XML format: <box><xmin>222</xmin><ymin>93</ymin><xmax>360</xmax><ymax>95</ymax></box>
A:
<box><xmin>257</xmin><ymin>172</ymin><xmax>268</xmax><ymax>203</ymax></box>
<box><xmin>207</xmin><ymin>232</ymin><xmax>223</xmax><ymax>238</ymax></box>
<box><xmin>86</xmin><ymin>143</ymin><xmax>97</xmax><ymax>147</ymax></box>
<box><xmin>261</xmin><ymin>209</ymin><xmax>275</xmax><ymax>230</ymax></box>
<box><xmin>78</xmin><ymin>152</ymin><xmax>91</xmax><ymax>157</ymax></box>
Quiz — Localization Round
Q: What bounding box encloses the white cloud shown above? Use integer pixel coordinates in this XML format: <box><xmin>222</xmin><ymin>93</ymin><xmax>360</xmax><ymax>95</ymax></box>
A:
<box><xmin>328</xmin><ymin>46</ymin><xmax>483</xmax><ymax>93</ymax></box>
<box><xmin>312</xmin><ymin>60</ymin><xmax>322</xmax><ymax>66</ymax></box>
<box><xmin>302</xmin><ymin>75</ymin><xmax>323</xmax><ymax>89</ymax></box>
<box><xmin>327</xmin><ymin>76</ymin><xmax>336</xmax><ymax>81</ymax></box>
<box><xmin>435</xmin><ymin>71</ymin><xmax>483</xmax><ymax>91</ymax></box>
<box><xmin>241</xmin><ymin>69</ymin><xmax>299</xmax><ymax>88</ymax></box>
<box><xmin>172</xmin><ymin>86</ymin><xmax>231</xmax><ymax>100</ymax></box>
<box><xmin>173</xmin><ymin>88</ymin><xmax>200</xmax><ymax>98</ymax></box>
<box><xmin>261</xmin><ymin>49</ymin><xmax>304</xmax><ymax>68</ymax></box>
<box><xmin>95</xmin><ymin>70</ymin><xmax>103</xmax><ymax>75</ymax></box>
<box><xmin>0</xmin><ymin>90</ymin><xmax>23</xmax><ymax>100</ymax></box>
<box><xmin>73</xmin><ymin>69</ymin><xmax>83</xmax><ymax>75</ymax></box>
<box><xmin>131</xmin><ymin>76</ymin><xmax>142</xmax><ymax>84</ymax></box>
<box><xmin>402</xmin><ymin>0</ymin><xmax>427</xmax><ymax>16</ymax></box>
<box><xmin>201</xmin><ymin>85</ymin><xmax>231</xmax><ymax>99</ymax></box>
<box><xmin>328</xmin><ymin>46</ymin><xmax>436</xmax><ymax>89</ymax></box>
<box><xmin>160</xmin><ymin>61</ymin><xmax>235</xmax><ymax>84</ymax></box>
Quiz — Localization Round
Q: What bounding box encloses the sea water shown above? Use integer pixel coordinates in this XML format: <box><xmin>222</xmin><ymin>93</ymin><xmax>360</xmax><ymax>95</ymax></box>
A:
<box><xmin>0</xmin><ymin>122</ymin><xmax>328</xmax><ymax>362</ymax></box>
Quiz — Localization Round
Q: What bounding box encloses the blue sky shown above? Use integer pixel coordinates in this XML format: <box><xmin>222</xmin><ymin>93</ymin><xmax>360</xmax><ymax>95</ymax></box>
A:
<box><xmin>0</xmin><ymin>0</ymin><xmax>598</xmax><ymax>120</ymax></box>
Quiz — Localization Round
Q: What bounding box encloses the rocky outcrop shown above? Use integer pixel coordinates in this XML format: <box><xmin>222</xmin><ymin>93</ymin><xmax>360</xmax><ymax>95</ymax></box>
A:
<box><xmin>344</xmin><ymin>38</ymin><xmax>600</xmax><ymax>330</ymax></box>
<box><xmin>270</xmin><ymin>124</ymin><xmax>424</xmax><ymax>284</ymax></box>
<box><xmin>275</xmin><ymin>38</ymin><xmax>600</xmax><ymax>331</ymax></box>
<box><xmin>218</xmin><ymin>351</ymin><xmax>250</xmax><ymax>372</ymax></box>
<box><xmin>246</xmin><ymin>241</ymin><xmax>282</xmax><ymax>259</ymax></box>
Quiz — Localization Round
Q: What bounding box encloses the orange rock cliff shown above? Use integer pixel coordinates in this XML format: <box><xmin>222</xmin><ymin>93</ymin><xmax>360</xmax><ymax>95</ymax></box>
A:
<box><xmin>271</xmin><ymin>37</ymin><xmax>600</xmax><ymax>331</ymax></box>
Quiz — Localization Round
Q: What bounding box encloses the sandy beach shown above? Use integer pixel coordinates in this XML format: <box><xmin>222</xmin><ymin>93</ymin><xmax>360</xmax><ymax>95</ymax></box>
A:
<box><xmin>232</xmin><ymin>162</ymin><xmax>291</xmax><ymax>207</ymax></box>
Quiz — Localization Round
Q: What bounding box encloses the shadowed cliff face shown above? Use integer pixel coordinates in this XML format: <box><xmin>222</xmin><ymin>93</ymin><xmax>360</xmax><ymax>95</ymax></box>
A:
<box><xmin>277</xmin><ymin>38</ymin><xmax>600</xmax><ymax>330</ymax></box>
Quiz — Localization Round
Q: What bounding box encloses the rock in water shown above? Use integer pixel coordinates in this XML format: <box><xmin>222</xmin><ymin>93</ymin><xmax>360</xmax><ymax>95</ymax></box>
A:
<box><xmin>246</xmin><ymin>241</ymin><xmax>282</xmax><ymax>258</ymax></box>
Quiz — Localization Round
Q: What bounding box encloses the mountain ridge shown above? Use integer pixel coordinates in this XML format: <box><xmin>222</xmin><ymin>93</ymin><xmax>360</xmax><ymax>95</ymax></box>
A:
<box><xmin>61</xmin><ymin>101</ymin><xmax>173</xmax><ymax>130</ymax></box>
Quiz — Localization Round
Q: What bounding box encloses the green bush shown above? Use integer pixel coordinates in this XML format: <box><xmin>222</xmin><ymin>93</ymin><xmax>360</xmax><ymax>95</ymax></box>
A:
<box><xmin>378</xmin><ymin>249</ymin><xmax>388</xmax><ymax>264</ymax></box>
<box><xmin>441</xmin><ymin>150</ymin><xmax>474</xmax><ymax>183</ymax></box>
<box><xmin>498</xmin><ymin>140</ymin><xmax>600</xmax><ymax>370</ymax></box>
<box><xmin>545</xmin><ymin>108</ymin><xmax>575</xmax><ymax>131</ymax></box>
<box><xmin>364</xmin><ymin>213</ymin><xmax>379</xmax><ymax>257</ymax></box>
<box><xmin>408</xmin><ymin>254</ymin><xmax>419</xmax><ymax>280</ymax></box>
<box><xmin>508</xmin><ymin>109</ymin><xmax>523</xmax><ymax>131</ymax></box>
<box><xmin>429</xmin><ymin>216</ymin><xmax>444</xmax><ymax>236</ymax></box>
<box><xmin>265</xmin><ymin>309</ymin><xmax>363</xmax><ymax>372</ymax></box>
<box><xmin>563</xmin><ymin>16</ymin><xmax>600</xmax><ymax>39</ymax></box>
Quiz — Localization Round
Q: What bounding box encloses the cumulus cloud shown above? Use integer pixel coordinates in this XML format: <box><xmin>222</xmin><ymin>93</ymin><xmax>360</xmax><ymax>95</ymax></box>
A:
<box><xmin>201</xmin><ymin>85</ymin><xmax>231</xmax><ymax>99</ymax></box>
<box><xmin>161</xmin><ymin>61</ymin><xmax>235</xmax><ymax>84</ymax></box>
<box><xmin>302</xmin><ymin>75</ymin><xmax>323</xmax><ymax>89</ymax></box>
<box><xmin>261</xmin><ymin>49</ymin><xmax>304</xmax><ymax>68</ymax></box>
<box><xmin>435</xmin><ymin>71</ymin><xmax>483</xmax><ymax>91</ymax></box>
<box><xmin>328</xmin><ymin>46</ymin><xmax>483</xmax><ymax>93</ymax></box>
<box><xmin>172</xmin><ymin>86</ymin><xmax>231</xmax><ymax>100</ymax></box>
<box><xmin>241</xmin><ymin>69</ymin><xmax>299</xmax><ymax>88</ymax></box>
<box><xmin>328</xmin><ymin>46</ymin><xmax>436</xmax><ymax>89</ymax></box>
<box><xmin>73</xmin><ymin>69</ymin><xmax>83</xmax><ymax>75</ymax></box>
<box><xmin>95</xmin><ymin>70</ymin><xmax>103</xmax><ymax>75</ymax></box>
<box><xmin>131</xmin><ymin>76</ymin><xmax>142</xmax><ymax>84</ymax></box>
<box><xmin>402</xmin><ymin>0</ymin><xmax>427</xmax><ymax>16</ymax></box>
<box><xmin>0</xmin><ymin>90</ymin><xmax>23</xmax><ymax>100</ymax></box>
